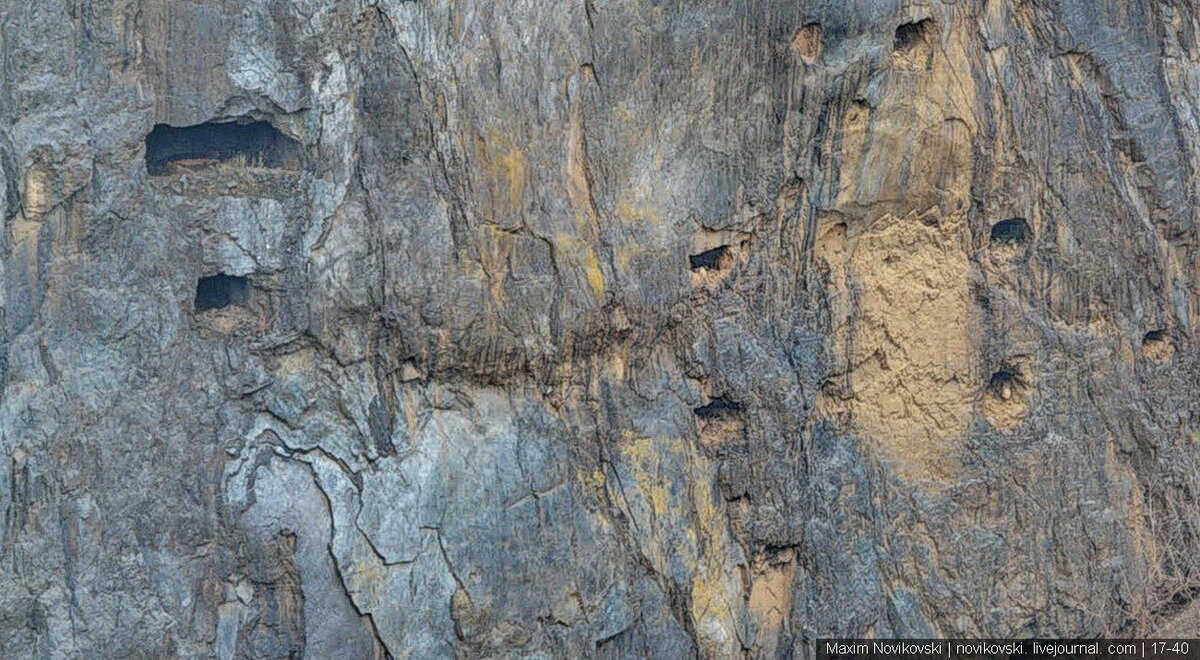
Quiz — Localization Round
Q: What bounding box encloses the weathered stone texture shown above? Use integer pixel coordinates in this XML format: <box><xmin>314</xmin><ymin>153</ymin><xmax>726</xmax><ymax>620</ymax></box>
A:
<box><xmin>3</xmin><ymin>0</ymin><xmax>1200</xmax><ymax>657</ymax></box>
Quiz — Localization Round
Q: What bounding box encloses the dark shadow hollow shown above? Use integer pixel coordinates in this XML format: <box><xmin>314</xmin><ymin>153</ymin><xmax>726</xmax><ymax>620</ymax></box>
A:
<box><xmin>893</xmin><ymin>19</ymin><xmax>932</xmax><ymax>53</ymax></box>
<box><xmin>146</xmin><ymin>120</ymin><xmax>300</xmax><ymax>176</ymax></box>
<box><xmin>689</xmin><ymin>246</ymin><xmax>729</xmax><ymax>270</ymax></box>
<box><xmin>990</xmin><ymin>217</ymin><xmax>1032</xmax><ymax>245</ymax></box>
<box><xmin>195</xmin><ymin>274</ymin><xmax>250</xmax><ymax>311</ymax></box>
<box><xmin>694</xmin><ymin>397</ymin><xmax>742</xmax><ymax>419</ymax></box>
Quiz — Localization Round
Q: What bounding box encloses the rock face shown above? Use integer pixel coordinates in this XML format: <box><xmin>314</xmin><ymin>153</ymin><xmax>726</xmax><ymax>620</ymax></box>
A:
<box><xmin>2</xmin><ymin>0</ymin><xmax>1200</xmax><ymax>656</ymax></box>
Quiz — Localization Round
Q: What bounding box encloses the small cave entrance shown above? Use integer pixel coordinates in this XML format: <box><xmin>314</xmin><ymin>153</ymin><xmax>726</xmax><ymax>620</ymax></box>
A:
<box><xmin>982</xmin><ymin>362</ymin><xmax>1032</xmax><ymax>431</ymax></box>
<box><xmin>987</xmin><ymin>218</ymin><xmax>1033</xmax><ymax>266</ymax></box>
<box><xmin>145</xmin><ymin>119</ymin><xmax>301</xmax><ymax>176</ymax></box>
<box><xmin>689</xmin><ymin>231</ymin><xmax>750</xmax><ymax>290</ymax></box>
<box><xmin>694</xmin><ymin>397</ymin><xmax>742</xmax><ymax>419</ymax></box>
<box><xmin>892</xmin><ymin>18</ymin><xmax>934</xmax><ymax>71</ymax></box>
<box><xmin>987</xmin><ymin>370</ymin><xmax>1017</xmax><ymax>401</ymax></box>
<box><xmin>990</xmin><ymin>218</ymin><xmax>1032</xmax><ymax>246</ymax></box>
<box><xmin>1141</xmin><ymin>329</ymin><xmax>1172</xmax><ymax>363</ymax></box>
<box><xmin>195</xmin><ymin>274</ymin><xmax>250</xmax><ymax>312</ymax></box>
<box><xmin>690</xmin><ymin>245</ymin><xmax>731</xmax><ymax>271</ymax></box>
<box><xmin>694</xmin><ymin>397</ymin><xmax>745</xmax><ymax>448</ymax></box>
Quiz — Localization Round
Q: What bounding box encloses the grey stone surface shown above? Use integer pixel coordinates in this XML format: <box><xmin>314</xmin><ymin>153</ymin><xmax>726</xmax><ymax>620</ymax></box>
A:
<box><xmin>3</xmin><ymin>0</ymin><xmax>1200</xmax><ymax>657</ymax></box>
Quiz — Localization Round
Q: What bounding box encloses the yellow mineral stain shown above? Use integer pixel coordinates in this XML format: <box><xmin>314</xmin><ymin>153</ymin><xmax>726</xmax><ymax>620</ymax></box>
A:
<box><xmin>583</xmin><ymin>248</ymin><xmax>605</xmax><ymax>297</ymax></box>
<box><xmin>478</xmin><ymin>225</ymin><xmax>513</xmax><ymax>306</ymax></box>
<box><xmin>576</xmin><ymin>468</ymin><xmax>606</xmax><ymax>490</ymax></box>
<box><xmin>613</xmin><ymin>436</ymin><xmax>743</xmax><ymax>655</ymax></box>
<box><xmin>818</xmin><ymin>209</ymin><xmax>975</xmax><ymax>483</ymax></box>
<box><xmin>748</xmin><ymin>551</ymin><xmax>795</xmax><ymax>654</ymax></box>
<box><xmin>615</xmin><ymin>196</ymin><xmax>662</xmax><ymax>226</ymax></box>
<box><xmin>23</xmin><ymin>166</ymin><xmax>49</xmax><ymax>220</ymax></box>
<box><xmin>11</xmin><ymin>218</ymin><xmax>40</xmax><ymax>245</ymax></box>
<box><xmin>690</xmin><ymin>564</ymin><xmax>740</xmax><ymax>655</ymax></box>
<box><xmin>561</xmin><ymin>75</ymin><xmax>609</xmax><ymax>299</ymax></box>
<box><xmin>498</xmin><ymin>149</ymin><xmax>526</xmax><ymax>213</ymax></box>
<box><xmin>791</xmin><ymin>23</ymin><xmax>823</xmax><ymax>64</ymax></box>
<box><xmin>814</xmin><ymin>23</ymin><xmax>981</xmax><ymax>486</ymax></box>
<box><xmin>566</xmin><ymin>89</ymin><xmax>599</xmax><ymax>232</ymax></box>
<box><xmin>403</xmin><ymin>386</ymin><xmax>419</xmax><ymax>435</ymax></box>
<box><xmin>615</xmin><ymin>245</ymin><xmax>637</xmax><ymax>273</ymax></box>
<box><xmin>689</xmin><ymin>482</ymin><xmax>741</xmax><ymax>656</ymax></box>
<box><xmin>474</xmin><ymin>132</ymin><xmax>527</xmax><ymax>218</ymax></box>
<box><xmin>554</xmin><ymin>234</ymin><xmax>606</xmax><ymax>298</ymax></box>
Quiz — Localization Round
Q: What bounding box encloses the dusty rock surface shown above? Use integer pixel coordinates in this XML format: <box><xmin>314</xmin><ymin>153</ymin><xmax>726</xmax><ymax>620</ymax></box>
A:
<box><xmin>3</xmin><ymin>0</ymin><xmax>1200</xmax><ymax>656</ymax></box>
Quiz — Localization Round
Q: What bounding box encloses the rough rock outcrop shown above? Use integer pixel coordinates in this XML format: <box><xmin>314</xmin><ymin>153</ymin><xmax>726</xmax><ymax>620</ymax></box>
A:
<box><xmin>2</xmin><ymin>0</ymin><xmax>1200</xmax><ymax>656</ymax></box>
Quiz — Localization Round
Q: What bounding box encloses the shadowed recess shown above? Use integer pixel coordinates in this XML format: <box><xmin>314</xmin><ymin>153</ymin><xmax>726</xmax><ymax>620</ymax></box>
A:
<box><xmin>145</xmin><ymin>120</ymin><xmax>301</xmax><ymax>176</ymax></box>
<box><xmin>694</xmin><ymin>397</ymin><xmax>742</xmax><ymax>419</ymax></box>
<box><xmin>988</xmin><ymin>369</ymin><xmax>1016</xmax><ymax>398</ymax></box>
<box><xmin>893</xmin><ymin>19</ymin><xmax>932</xmax><ymax>53</ymax></box>
<box><xmin>1140</xmin><ymin>329</ymin><xmax>1173</xmax><ymax>362</ymax></box>
<box><xmin>990</xmin><ymin>217</ymin><xmax>1032</xmax><ymax>245</ymax></box>
<box><xmin>690</xmin><ymin>245</ymin><xmax>730</xmax><ymax>270</ymax></box>
<box><xmin>195</xmin><ymin>274</ymin><xmax>250</xmax><ymax>311</ymax></box>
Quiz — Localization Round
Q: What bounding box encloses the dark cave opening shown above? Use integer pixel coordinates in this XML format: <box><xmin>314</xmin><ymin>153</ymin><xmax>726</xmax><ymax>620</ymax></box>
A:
<box><xmin>990</xmin><ymin>218</ymin><xmax>1032</xmax><ymax>246</ymax></box>
<box><xmin>694</xmin><ymin>397</ymin><xmax>742</xmax><ymax>419</ymax></box>
<box><xmin>195</xmin><ymin>274</ymin><xmax>250</xmax><ymax>312</ymax></box>
<box><xmin>893</xmin><ymin>19</ymin><xmax>933</xmax><ymax>55</ymax></box>
<box><xmin>689</xmin><ymin>245</ymin><xmax>730</xmax><ymax>271</ymax></box>
<box><xmin>145</xmin><ymin>120</ymin><xmax>300</xmax><ymax>176</ymax></box>
<box><xmin>1141</xmin><ymin>329</ymin><xmax>1173</xmax><ymax>362</ymax></box>
<box><xmin>988</xmin><ymin>370</ymin><xmax>1017</xmax><ymax>400</ymax></box>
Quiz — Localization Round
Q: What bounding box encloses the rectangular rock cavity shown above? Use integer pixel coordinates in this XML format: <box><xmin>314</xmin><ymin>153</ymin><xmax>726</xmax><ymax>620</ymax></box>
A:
<box><xmin>195</xmin><ymin>274</ymin><xmax>250</xmax><ymax>311</ymax></box>
<box><xmin>146</xmin><ymin>120</ymin><xmax>300</xmax><ymax>176</ymax></box>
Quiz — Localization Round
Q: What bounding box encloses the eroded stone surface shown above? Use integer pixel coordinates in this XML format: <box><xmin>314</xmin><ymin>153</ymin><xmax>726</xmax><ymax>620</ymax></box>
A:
<box><xmin>3</xmin><ymin>0</ymin><xmax>1200</xmax><ymax>656</ymax></box>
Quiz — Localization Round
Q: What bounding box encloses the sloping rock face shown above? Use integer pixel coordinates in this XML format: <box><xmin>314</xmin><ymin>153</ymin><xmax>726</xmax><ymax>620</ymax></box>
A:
<box><xmin>3</xmin><ymin>0</ymin><xmax>1200</xmax><ymax>656</ymax></box>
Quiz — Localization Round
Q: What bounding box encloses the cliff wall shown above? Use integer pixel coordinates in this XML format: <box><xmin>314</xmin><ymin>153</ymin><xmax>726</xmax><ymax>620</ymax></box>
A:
<box><xmin>2</xmin><ymin>0</ymin><xmax>1199</xmax><ymax>656</ymax></box>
